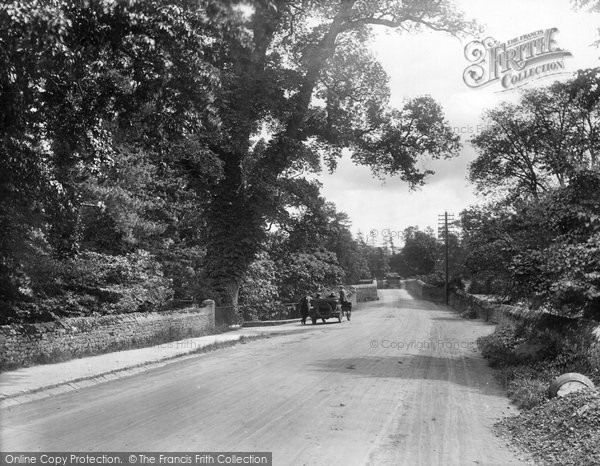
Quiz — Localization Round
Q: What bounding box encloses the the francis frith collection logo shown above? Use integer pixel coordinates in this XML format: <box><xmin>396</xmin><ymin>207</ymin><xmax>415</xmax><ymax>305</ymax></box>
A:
<box><xmin>463</xmin><ymin>28</ymin><xmax>572</xmax><ymax>90</ymax></box>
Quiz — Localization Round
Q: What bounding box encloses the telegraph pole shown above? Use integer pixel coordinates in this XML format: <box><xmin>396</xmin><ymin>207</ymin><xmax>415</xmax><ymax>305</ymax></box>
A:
<box><xmin>437</xmin><ymin>212</ymin><xmax>454</xmax><ymax>305</ymax></box>
<box><xmin>444</xmin><ymin>212</ymin><xmax>449</xmax><ymax>305</ymax></box>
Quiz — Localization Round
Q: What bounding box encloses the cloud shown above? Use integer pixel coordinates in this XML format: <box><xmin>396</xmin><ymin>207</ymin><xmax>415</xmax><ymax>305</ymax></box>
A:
<box><xmin>316</xmin><ymin>0</ymin><xmax>600</xmax><ymax>238</ymax></box>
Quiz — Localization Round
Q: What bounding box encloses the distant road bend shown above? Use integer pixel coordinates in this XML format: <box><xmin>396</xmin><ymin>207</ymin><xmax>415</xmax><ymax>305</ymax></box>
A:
<box><xmin>1</xmin><ymin>289</ymin><xmax>524</xmax><ymax>465</ymax></box>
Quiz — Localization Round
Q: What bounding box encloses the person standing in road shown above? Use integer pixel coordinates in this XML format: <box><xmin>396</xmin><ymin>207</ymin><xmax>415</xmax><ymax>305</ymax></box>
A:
<box><xmin>339</xmin><ymin>286</ymin><xmax>351</xmax><ymax>321</ymax></box>
<box><xmin>299</xmin><ymin>294</ymin><xmax>311</xmax><ymax>325</ymax></box>
<box><xmin>339</xmin><ymin>286</ymin><xmax>347</xmax><ymax>304</ymax></box>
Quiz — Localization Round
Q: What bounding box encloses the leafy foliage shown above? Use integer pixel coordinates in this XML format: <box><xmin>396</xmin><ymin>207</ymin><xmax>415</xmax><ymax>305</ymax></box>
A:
<box><xmin>394</xmin><ymin>227</ymin><xmax>439</xmax><ymax>276</ymax></box>
<box><xmin>198</xmin><ymin>0</ymin><xmax>469</xmax><ymax>305</ymax></box>
<box><xmin>464</xmin><ymin>69</ymin><xmax>600</xmax><ymax>320</ymax></box>
<box><xmin>1</xmin><ymin>0</ymin><xmax>472</xmax><ymax>323</ymax></box>
<box><xmin>470</xmin><ymin>69</ymin><xmax>600</xmax><ymax>199</ymax></box>
<box><xmin>239</xmin><ymin>252</ymin><xmax>279</xmax><ymax>308</ymax></box>
<box><xmin>0</xmin><ymin>0</ymin><xmax>221</xmax><ymax>321</ymax></box>
<box><xmin>276</xmin><ymin>251</ymin><xmax>345</xmax><ymax>302</ymax></box>
<box><xmin>4</xmin><ymin>249</ymin><xmax>173</xmax><ymax>324</ymax></box>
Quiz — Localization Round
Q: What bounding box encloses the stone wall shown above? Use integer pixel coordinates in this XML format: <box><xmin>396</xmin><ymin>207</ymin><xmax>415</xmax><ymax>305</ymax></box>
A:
<box><xmin>449</xmin><ymin>290</ymin><xmax>600</xmax><ymax>371</ymax></box>
<box><xmin>350</xmin><ymin>281</ymin><xmax>379</xmax><ymax>303</ymax></box>
<box><xmin>407</xmin><ymin>282</ymin><xmax>600</xmax><ymax>371</ymax></box>
<box><xmin>449</xmin><ymin>290</ymin><xmax>574</xmax><ymax>326</ymax></box>
<box><xmin>0</xmin><ymin>300</ymin><xmax>215</xmax><ymax>370</ymax></box>
<box><xmin>404</xmin><ymin>279</ymin><xmax>445</xmax><ymax>303</ymax></box>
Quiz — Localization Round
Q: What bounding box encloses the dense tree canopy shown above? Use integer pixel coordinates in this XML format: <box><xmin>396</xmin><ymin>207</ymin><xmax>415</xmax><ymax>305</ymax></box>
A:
<box><xmin>1</xmin><ymin>0</ymin><xmax>470</xmax><ymax>323</ymax></box>
<box><xmin>5</xmin><ymin>1</ymin><xmax>595</xmax><ymax>325</ymax></box>
<box><xmin>463</xmin><ymin>69</ymin><xmax>600</xmax><ymax>320</ymax></box>
<box><xmin>200</xmin><ymin>0</ymin><xmax>469</xmax><ymax>309</ymax></box>
<box><xmin>391</xmin><ymin>227</ymin><xmax>438</xmax><ymax>276</ymax></box>
<box><xmin>1</xmin><ymin>0</ymin><xmax>227</xmax><ymax>321</ymax></box>
<box><xmin>470</xmin><ymin>70</ymin><xmax>600</xmax><ymax>199</ymax></box>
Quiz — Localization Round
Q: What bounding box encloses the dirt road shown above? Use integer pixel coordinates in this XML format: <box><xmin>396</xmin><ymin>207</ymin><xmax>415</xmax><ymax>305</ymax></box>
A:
<box><xmin>1</xmin><ymin>289</ymin><xmax>525</xmax><ymax>465</ymax></box>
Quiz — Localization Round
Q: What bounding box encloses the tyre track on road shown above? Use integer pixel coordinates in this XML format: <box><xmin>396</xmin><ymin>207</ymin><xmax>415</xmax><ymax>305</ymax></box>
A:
<box><xmin>1</xmin><ymin>289</ymin><xmax>526</xmax><ymax>465</ymax></box>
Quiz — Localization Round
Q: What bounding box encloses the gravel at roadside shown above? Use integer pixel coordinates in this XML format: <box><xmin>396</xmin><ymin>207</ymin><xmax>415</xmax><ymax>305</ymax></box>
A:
<box><xmin>496</xmin><ymin>389</ymin><xmax>600</xmax><ymax>465</ymax></box>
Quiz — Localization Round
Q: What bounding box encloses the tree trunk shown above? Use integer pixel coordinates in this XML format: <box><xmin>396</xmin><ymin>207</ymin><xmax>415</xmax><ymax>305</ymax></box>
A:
<box><xmin>203</xmin><ymin>1</ymin><xmax>356</xmax><ymax>321</ymax></box>
<box><xmin>204</xmin><ymin>153</ymin><xmax>261</xmax><ymax>323</ymax></box>
<box><xmin>220</xmin><ymin>279</ymin><xmax>241</xmax><ymax>326</ymax></box>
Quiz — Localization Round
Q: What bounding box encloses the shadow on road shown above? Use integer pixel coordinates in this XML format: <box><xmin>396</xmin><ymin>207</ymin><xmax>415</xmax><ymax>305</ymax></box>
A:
<box><xmin>428</xmin><ymin>316</ymin><xmax>471</xmax><ymax>322</ymax></box>
<box><xmin>308</xmin><ymin>353</ymin><xmax>500</xmax><ymax>394</ymax></box>
<box><xmin>387</xmin><ymin>297</ymin><xmax>441</xmax><ymax>311</ymax></box>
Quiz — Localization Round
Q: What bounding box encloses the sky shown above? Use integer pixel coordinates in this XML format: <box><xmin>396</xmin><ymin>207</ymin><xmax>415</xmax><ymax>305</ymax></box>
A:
<box><xmin>316</xmin><ymin>0</ymin><xmax>600</xmax><ymax>246</ymax></box>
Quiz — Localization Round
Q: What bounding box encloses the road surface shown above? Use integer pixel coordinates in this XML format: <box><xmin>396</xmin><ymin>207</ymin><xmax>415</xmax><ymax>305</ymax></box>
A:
<box><xmin>1</xmin><ymin>289</ymin><xmax>525</xmax><ymax>465</ymax></box>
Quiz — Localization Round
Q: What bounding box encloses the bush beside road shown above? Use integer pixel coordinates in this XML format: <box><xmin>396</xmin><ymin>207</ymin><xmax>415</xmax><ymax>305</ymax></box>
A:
<box><xmin>475</xmin><ymin>311</ymin><xmax>600</xmax><ymax>464</ymax></box>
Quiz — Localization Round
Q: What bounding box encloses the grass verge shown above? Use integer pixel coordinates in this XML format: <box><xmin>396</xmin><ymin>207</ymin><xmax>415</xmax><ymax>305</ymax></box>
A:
<box><xmin>477</xmin><ymin>319</ymin><xmax>599</xmax><ymax>409</ymax></box>
<box><xmin>476</xmin><ymin>318</ymin><xmax>600</xmax><ymax>464</ymax></box>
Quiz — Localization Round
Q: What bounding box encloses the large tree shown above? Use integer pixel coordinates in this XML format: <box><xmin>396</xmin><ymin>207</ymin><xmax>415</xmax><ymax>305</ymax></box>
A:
<box><xmin>201</xmin><ymin>0</ymin><xmax>470</xmax><ymax>311</ymax></box>
<box><xmin>390</xmin><ymin>226</ymin><xmax>438</xmax><ymax>276</ymax></box>
<box><xmin>470</xmin><ymin>69</ymin><xmax>600</xmax><ymax>199</ymax></box>
<box><xmin>1</xmin><ymin>0</ymin><xmax>471</xmax><ymax>322</ymax></box>
<box><xmin>465</xmin><ymin>70</ymin><xmax>600</xmax><ymax>318</ymax></box>
<box><xmin>0</xmin><ymin>0</ymin><xmax>225</xmax><ymax>317</ymax></box>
